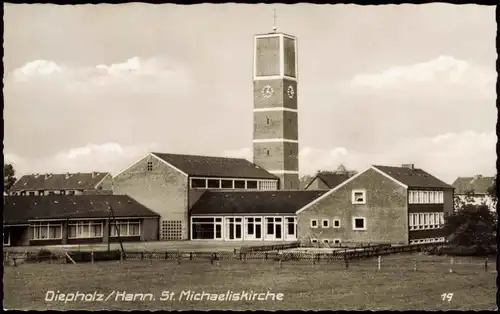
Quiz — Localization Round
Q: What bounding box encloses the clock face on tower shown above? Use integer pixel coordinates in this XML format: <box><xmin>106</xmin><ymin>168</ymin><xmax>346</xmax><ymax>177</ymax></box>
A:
<box><xmin>287</xmin><ymin>85</ymin><xmax>295</xmax><ymax>99</ymax></box>
<box><xmin>261</xmin><ymin>85</ymin><xmax>274</xmax><ymax>98</ymax></box>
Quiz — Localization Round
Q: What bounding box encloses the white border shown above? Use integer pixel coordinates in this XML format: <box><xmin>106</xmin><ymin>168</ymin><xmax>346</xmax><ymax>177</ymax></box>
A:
<box><xmin>310</xmin><ymin>219</ymin><xmax>318</xmax><ymax>228</ymax></box>
<box><xmin>253</xmin><ymin>33</ymin><xmax>298</xmax><ymax>81</ymax></box>
<box><xmin>268</xmin><ymin>170</ymin><xmax>299</xmax><ymax>175</ymax></box>
<box><xmin>253</xmin><ymin>107</ymin><xmax>298</xmax><ymax>113</ymax></box>
<box><xmin>333</xmin><ymin>218</ymin><xmax>341</xmax><ymax>228</ymax></box>
<box><xmin>253</xmin><ymin>139</ymin><xmax>298</xmax><ymax>143</ymax></box>
<box><xmin>321</xmin><ymin>219</ymin><xmax>330</xmax><ymax>228</ymax></box>
<box><xmin>351</xmin><ymin>189</ymin><xmax>367</xmax><ymax>205</ymax></box>
<box><xmin>352</xmin><ymin>217</ymin><xmax>367</xmax><ymax>231</ymax></box>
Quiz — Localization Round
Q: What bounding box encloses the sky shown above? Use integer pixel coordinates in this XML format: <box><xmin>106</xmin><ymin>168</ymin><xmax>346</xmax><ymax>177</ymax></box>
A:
<box><xmin>3</xmin><ymin>3</ymin><xmax>497</xmax><ymax>184</ymax></box>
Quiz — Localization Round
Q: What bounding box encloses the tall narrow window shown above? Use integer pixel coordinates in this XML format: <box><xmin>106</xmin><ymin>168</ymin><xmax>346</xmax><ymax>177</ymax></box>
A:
<box><xmin>147</xmin><ymin>161</ymin><xmax>153</xmax><ymax>171</ymax></box>
<box><xmin>266</xmin><ymin>150</ymin><xmax>270</xmax><ymax>156</ymax></box>
<box><xmin>266</xmin><ymin>117</ymin><xmax>270</xmax><ymax>125</ymax></box>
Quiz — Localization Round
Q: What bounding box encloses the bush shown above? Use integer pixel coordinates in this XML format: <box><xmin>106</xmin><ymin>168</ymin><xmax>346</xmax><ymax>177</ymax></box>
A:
<box><xmin>26</xmin><ymin>248</ymin><xmax>54</xmax><ymax>263</ymax></box>
<box><xmin>425</xmin><ymin>245</ymin><xmax>496</xmax><ymax>257</ymax></box>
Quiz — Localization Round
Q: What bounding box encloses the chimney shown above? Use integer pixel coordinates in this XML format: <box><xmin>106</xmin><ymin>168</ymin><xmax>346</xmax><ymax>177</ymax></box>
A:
<box><xmin>65</xmin><ymin>173</ymin><xmax>71</xmax><ymax>179</ymax></box>
<box><xmin>92</xmin><ymin>171</ymin><xmax>97</xmax><ymax>178</ymax></box>
<box><xmin>473</xmin><ymin>174</ymin><xmax>482</xmax><ymax>180</ymax></box>
<box><xmin>402</xmin><ymin>164</ymin><xmax>415</xmax><ymax>170</ymax></box>
<box><xmin>44</xmin><ymin>173</ymin><xmax>52</xmax><ymax>179</ymax></box>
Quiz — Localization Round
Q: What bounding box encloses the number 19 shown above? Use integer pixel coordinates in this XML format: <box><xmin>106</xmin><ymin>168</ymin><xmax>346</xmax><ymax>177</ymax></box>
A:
<box><xmin>441</xmin><ymin>293</ymin><xmax>453</xmax><ymax>302</ymax></box>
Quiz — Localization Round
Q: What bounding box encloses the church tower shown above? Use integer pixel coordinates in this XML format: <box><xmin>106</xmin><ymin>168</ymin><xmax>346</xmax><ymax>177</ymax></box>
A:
<box><xmin>252</xmin><ymin>27</ymin><xmax>299</xmax><ymax>190</ymax></box>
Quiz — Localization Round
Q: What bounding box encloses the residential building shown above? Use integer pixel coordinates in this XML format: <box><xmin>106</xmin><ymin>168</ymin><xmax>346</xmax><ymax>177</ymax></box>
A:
<box><xmin>3</xmin><ymin>195</ymin><xmax>159</xmax><ymax>247</ymax></box>
<box><xmin>9</xmin><ymin>172</ymin><xmax>113</xmax><ymax>196</ymax></box>
<box><xmin>452</xmin><ymin>175</ymin><xmax>496</xmax><ymax>211</ymax></box>
<box><xmin>112</xmin><ymin>152</ymin><xmax>279</xmax><ymax>241</ymax></box>
<box><xmin>296</xmin><ymin>164</ymin><xmax>454</xmax><ymax>246</ymax></box>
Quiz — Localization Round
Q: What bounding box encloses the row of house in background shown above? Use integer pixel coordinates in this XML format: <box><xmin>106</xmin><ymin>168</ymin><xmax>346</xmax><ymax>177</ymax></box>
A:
<box><xmin>451</xmin><ymin>175</ymin><xmax>496</xmax><ymax>211</ymax></box>
<box><xmin>3</xmin><ymin>152</ymin><xmax>458</xmax><ymax>247</ymax></box>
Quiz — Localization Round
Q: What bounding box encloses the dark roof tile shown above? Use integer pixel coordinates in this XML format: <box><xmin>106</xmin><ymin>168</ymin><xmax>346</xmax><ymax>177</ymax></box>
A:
<box><xmin>452</xmin><ymin>176</ymin><xmax>495</xmax><ymax>194</ymax></box>
<box><xmin>152</xmin><ymin>152</ymin><xmax>277</xmax><ymax>180</ymax></box>
<box><xmin>190</xmin><ymin>190</ymin><xmax>327</xmax><ymax>215</ymax></box>
<box><xmin>373</xmin><ymin>165</ymin><xmax>453</xmax><ymax>189</ymax></box>
<box><xmin>10</xmin><ymin>172</ymin><xmax>110</xmax><ymax>192</ymax></box>
<box><xmin>3</xmin><ymin>195</ymin><xmax>159</xmax><ymax>225</ymax></box>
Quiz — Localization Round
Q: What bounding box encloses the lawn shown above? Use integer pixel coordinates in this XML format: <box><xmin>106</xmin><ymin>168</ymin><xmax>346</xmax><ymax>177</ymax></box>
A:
<box><xmin>3</xmin><ymin>253</ymin><xmax>496</xmax><ymax>310</ymax></box>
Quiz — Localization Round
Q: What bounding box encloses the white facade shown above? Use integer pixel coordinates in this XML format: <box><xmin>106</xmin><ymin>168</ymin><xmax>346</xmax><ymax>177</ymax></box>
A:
<box><xmin>455</xmin><ymin>194</ymin><xmax>496</xmax><ymax>212</ymax></box>
<box><xmin>190</xmin><ymin>215</ymin><xmax>297</xmax><ymax>241</ymax></box>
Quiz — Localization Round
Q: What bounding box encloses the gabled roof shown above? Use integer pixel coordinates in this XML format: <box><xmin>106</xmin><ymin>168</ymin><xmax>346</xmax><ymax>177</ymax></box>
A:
<box><xmin>190</xmin><ymin>190</ymin><xmax>327</xmax><ymax>215</ymax></box>
<box><xmin>152</xmin><ymin>152</ymin><xmax>278</xmax><ymax>180</ymax></box>
<box><xmin>452</xmin><ymin>176</ymin><xmax>495</xmax><ymax>194</ymax></box>
<box><xmin>305</xmin><ymin>173</ymin><xmax>351</xmax><ymax>190</ymax></box>
<box><xmin>10</xmin><ymin>172</ymin><xmax>111</xmax><ymax>192</ymax></box>
<box><xmin>3</xmin><ymin>195</ymin><xmax>159</xmax><ymax>225</ymax></box>
<box><xmin>373</xmin><ymin>165</ymin><xmax>453</xmax><ymax>189</ymax></box>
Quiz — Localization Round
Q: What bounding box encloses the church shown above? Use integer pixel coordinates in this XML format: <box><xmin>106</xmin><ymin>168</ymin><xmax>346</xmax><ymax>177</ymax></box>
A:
<box><xmin>4</xmin><ymin>26</ymin><xmax>454</xmax><ymax>247</ymax></box>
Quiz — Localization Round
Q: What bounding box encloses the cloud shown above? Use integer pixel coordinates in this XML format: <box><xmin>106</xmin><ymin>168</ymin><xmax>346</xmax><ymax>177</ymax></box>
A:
<box><xmin>224</xmin><ymin>130</ymin><xmax>496</xmax><ymax>184</ymax></box>
<box><xmin>344</xmin><ymin>55</ymin><xmax>496</xmax><ymax>99</ymax></box>
<box><xmin>7</xmin><ymin>56</ymin><xmax>192</xmax><ymax>95</ymax></box>
<box><xmin>12</xmin><ymin>60</ymin><xmax>62</xmax><ymax>81</ymax></box>
<box><xmin>5</xmin><ymin>142</ymin><xmax>159</xmax><ymax>177</ymax></box>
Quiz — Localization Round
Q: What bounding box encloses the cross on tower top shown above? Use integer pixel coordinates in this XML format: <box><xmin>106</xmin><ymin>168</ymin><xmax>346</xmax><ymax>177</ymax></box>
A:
<box><xmin>272</xmin><ymin>8</ymin><xmax>277</xmax><ymax>32</ymax></box>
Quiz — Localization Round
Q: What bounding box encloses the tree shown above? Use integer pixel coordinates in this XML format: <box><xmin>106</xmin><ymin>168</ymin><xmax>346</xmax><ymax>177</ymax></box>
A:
<box><xmin>4</xmin><ymin>163</ymin><xmax>17</xmax><ymax>192</ymax></box>
<box><xmin>487</xmin><ymin>175</ymin><xmax>497</xmax><ymax>209</ymax></box>
<box><xmin>444</xmin><ymin>201</ymin><xmax>497</xmax><ymax>254</ymax></box>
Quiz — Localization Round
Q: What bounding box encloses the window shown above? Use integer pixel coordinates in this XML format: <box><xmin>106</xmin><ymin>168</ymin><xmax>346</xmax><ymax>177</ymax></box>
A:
<box><xmin>60</xmin><ymin>190</ymin><xmax>66</xmax><ymax>195</ymax></box>
<box><xmin>414</xmin><ymin>191</ymin><xmax>420</xmax><ymax>203</ymax></box>
<box><xmin>352</xmin><ymin>190</ymin><xmax>366</xmax><ymax>204</ymax></box>
<box><xmin>246</xmin><ymin>180</ymin><xmax>258</xmax><ymax>189</ymax></box>
<box><xmin>68</xmin><ymin>190</ymin><xmax>75</xmax><ymax>195</ymax></box>
<box><xmin>352</xmin><ymin>217</ymin><xmax>366</xmax><ymax>231</ymax></box>
<box><xmin>333</xmin><ymin>219</ymin><xmax>341</xmax><ymax>228</ymax></box>
<box><xmin>221</xmin><ymin>180</ymin><xmax>233</xmax><ymax>189</ymax></box>
<box><xmin>192</xmin><ymin>217</ymin><xmax>218</xmax><ymax>239</ymax></box>
<box><xmin>438</xmin><ymin>191</ymin><xmax>444</xmax><ymax>204</ymax></box>
<box><xmin>111</xmin><ymin>220</ymin><xmax>140</xmax><ymax>237</ymax></box>
<box><xmin>409</xmin><ymin>214</ymin><xmax>414</xmax><ymax>230</ymax></box>
<box><xmin>310</xmin><ymin>219</ymin><xmax>318</xmax><ymax>228</ymax></box>
<box><xmin>289</xmin><ymin>150</ymin><xmax>293</xmax><ymax>156</ymax></box>
<box><xmin>258</xmin><ymin>180</ymin><xmax>277</xmax><ymax>190</ymax></box>
<box><xmin>434</xmin><ymin>213</ymin><xmax>440</xmax><ymax>227</ymax></box>
<box><xmin>147</xmin><ymin>161</ymin><xmax>153</xmax><ymax>171</ymax></box>
<box><xmin>429</xmin><ymin>213</ymin><xmax>435</xmax><ymax>228</ymax></box>
<box><xmin>20</xmin><ymin>191</ymin><xmax>26</xmax><ymax>196</ymax></box>
<box><xmin>423</xmin><ymin>213</ymin><xmax>428</xmax><ymax>228</ymax></box>
<box><xmin>429</xmin><ymin>191</ymin><xmax>435</xmax><ymax>203</ymax></box>
<box><xmin>423</xmin><ymin>191</ymin><xmax>429</xmax><ymax>203</ymax></box>
<box><xmin>161</xmin><ymin>220</ymin><xmax>182</xmax><ymax>240</ymax></box>
<box><xmin>266</xmin><ymin>117</ymin><xmax>270</xmax><ymax>125</ymax></box>
<box><xmin>234</xmin><ymin>180</ymin><xmax>246</xmax><ymax>189</ymax></box>
<box><xmin>333</xmin><ymin>239</ymin><xmax>341</xmax><ymax>244</ymax></box>
<box><xmin>207</xmin><ymin>179</ymin><xmax>220</xmax><ymax>188</ymax></box>
<box><xmin>322</xmin><ymin>239</ymin><xmax>329</xmax><ymax>244</ymax></box>
<box><xmin>31</xmin><ymin>222</ymin><xmax>62</xmax><ymax>240</ymax></box>
<box><xmin>3</xmin><ymin>230</ymin><xmax>10</xmax><ymax>246</ymax></box>
<box><xmin>68</xmin><ymin>221</ymin><xmax>103</xmax><ymax>238</ymax></box>
<box><xmin>409</xmin><ymin>191</ymin><xmax>414</xmax><ymax>203</ymax></box>
<box><xmin>311</xmin><ymin>239</ymin><xmax>318</xmax><ymax>244</ymax></box>
<box><xmin>322</xmin><ymin>219</ymin><xmax>329</xmax><ymax>228</ymax></box>
<box><xmin>439</xmin><ymin>212</ymin><xmax>444</xmax><ymax>225</ymax></box>
<box><xmin>38</xmin><ymin>190</ymin><xmax>45</xmax><ymax>196</ymax></box>
<box><xmin>48</xmin><ymin>191</ymin><xmax>55</xmax><ymax>195</ymax></box>
<box><xmin>191</xmin><ymin>179</ymin><xmax>207</xmax><ymax>188</ymax></box>
<box><xmin>28</xmin><ymin>191</ymin><xmax>35</xmax><ymax>196</ymax></box>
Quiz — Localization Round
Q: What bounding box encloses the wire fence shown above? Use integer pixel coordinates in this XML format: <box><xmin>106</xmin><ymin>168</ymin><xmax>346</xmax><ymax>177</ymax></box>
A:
<box><xmin>4</xmin><ymin>242</ymin><xmax>495</xmax><ymax>275</ymax></box>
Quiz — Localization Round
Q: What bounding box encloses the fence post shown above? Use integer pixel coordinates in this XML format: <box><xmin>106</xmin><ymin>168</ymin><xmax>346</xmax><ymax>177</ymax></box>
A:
<box><xmin>177</xmin><ymin>253</ymin><xmax>181</xmax><ymax>265</ymax></box>
<box><xmin>377</xmin><ymin>255</ymin><xmax>381</xmax><ymax>271</ymax></box>
<box><xmin>120</xmin><ymin>251</ymin><xmax>124</xmax><ymax>262</ymax></box>
<box><xmin>91</xmin><ymin>252</ymin><xmax>94</xmax><ymax>264</ymax></box>
<box><xmin>190</xmin><ymin>252</ymin><xmax>193</xmax><ymax>261</ymax></box>
<box><xmin>449</xmin><ymin>257</ymin><xmax>454</xmax><ymax>273</ymax></box>
<box><xmin>265</xmin><ymin>252</ymin><xmax>268</xmax><ymax>260</ymax></box>
<box><xmin>141</xmin><ymin>252</ymin><xmax>144</xmax><ymax>260</ymax></box>
<box><xmin>344</xmin><ymin>254</ymin><xmax>349</xmax><ymax>269</ymax></box>
<box><xmin>485</xmin><ymin>257</ymin><xmax>488</xmax><ymax>272</ymax></box>
<box><xmin>165</xmin><ymin>251</ymin><xmax>168</xmax><ymax>260</ymax></box>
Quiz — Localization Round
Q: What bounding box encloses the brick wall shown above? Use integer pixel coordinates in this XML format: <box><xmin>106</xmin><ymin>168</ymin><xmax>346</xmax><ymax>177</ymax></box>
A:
<box><xmin>297</xmin><ymin>168</ymin><xmax>408</xmax><ymax>245</ymax></box>
<box><xmin>113</xmin><ymin>154</ymin><xmax>189</xmax><ymax>240</ymax></box>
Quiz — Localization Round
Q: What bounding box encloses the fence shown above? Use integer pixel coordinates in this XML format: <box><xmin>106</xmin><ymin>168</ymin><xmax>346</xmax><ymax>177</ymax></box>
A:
<box><xmin>3</xmin><ymin>242</ymin><xmax>470</xmax><ymax>265</ymax></box>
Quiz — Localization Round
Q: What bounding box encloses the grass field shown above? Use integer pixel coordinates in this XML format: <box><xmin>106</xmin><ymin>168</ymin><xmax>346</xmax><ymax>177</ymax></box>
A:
<box><xmin>3</xmin><ymin>253</ymin><xmax>496</xmax><ymax>310</ymax></box>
